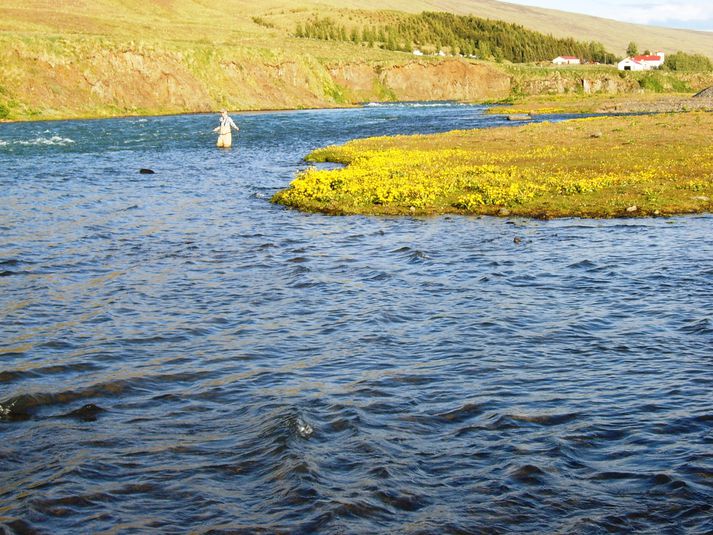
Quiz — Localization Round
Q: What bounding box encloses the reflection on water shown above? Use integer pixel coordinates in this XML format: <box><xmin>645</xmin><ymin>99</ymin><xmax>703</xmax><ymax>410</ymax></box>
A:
<box><xmin>1</xmin><ymin>104</ymin><xmax>712</xmax><ymax>533</ymax></box>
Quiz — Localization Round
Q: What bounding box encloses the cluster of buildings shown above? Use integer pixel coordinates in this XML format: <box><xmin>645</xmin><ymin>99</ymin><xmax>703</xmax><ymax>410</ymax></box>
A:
<box><xmin>412</xmin><ymin>49</ymin><xmax>479</xmax><ymax>59</ymax></box>
<box><xmin>411</xmin><ymin>49</ymin><xmax>668</xmax><ymax>71</ymax></box>
<box><xmin>551</xmin><ymin>51</ymin><xmax>665</xmax><ymax>71</ymax></box>
<box><xmin>617</xmin><ymin>52</ymin><xmax>665</xmax><ymax>71</ymax></box>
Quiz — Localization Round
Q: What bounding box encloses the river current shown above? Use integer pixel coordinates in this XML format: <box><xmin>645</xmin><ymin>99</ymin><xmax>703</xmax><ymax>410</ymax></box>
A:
<box><xmin>1</xmin><ymin>103</ymin><xmax>712</xmax><ymax>534</ymax></box>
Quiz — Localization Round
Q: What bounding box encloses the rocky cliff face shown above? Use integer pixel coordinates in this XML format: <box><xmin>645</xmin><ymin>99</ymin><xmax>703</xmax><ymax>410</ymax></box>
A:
<box><xmin>514</xmin><ymin>70</ymin><xmax>639</xmax><ymax>95</ymax></box>
<box><xmin>2</xmin><ymin>43</ymin><xmax>213</xmax><ymax>118</ymax></box>
<box><xmin>328</xmin><ymin>61</ymin><xmax>511</xmax><ymax>102</ymax></box>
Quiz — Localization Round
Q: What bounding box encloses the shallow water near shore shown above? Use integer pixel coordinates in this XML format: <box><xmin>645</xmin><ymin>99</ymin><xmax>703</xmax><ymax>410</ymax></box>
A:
<box><xmin>1</xmin><ymin>103</ymin><xmax>712</xmax><ymax>533</ymax></box>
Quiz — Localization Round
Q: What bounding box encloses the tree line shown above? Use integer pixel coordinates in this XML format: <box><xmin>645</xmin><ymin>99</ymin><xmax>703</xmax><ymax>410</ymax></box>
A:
<box><xmin>295</xmin><ymin>12</ymin><xmax>616</xmax><ymax>64</ymax></box>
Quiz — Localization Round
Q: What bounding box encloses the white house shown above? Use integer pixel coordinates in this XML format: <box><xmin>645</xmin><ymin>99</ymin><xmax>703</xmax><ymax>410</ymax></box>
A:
<box><xmin>552</xmin><ymin>55</ymin><xmax>581</xmax><ymax>65</ymax></box>
<box><xmin>618</xmin><ymin>51</ymin><xmax>665</xmax><ymax>71</ymax></box>
<box><xmin>412</xmin><ymin>49</ymin><xmax>423</xmax><ymax>56</ymax></box>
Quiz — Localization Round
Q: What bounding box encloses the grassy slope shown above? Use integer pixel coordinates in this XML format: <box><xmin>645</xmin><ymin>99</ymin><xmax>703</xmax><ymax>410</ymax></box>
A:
<box><xmin>272</xmin><ymin>111</ymin><xmax>713</xmax><ymax>218</ymax></box>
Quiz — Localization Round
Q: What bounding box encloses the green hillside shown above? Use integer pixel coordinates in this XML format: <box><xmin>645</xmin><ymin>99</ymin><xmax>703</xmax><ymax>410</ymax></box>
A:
<box><xmin>2</xmin><ymin>0</ymin><xmax>712</xmax><ymax>57</ymax></box>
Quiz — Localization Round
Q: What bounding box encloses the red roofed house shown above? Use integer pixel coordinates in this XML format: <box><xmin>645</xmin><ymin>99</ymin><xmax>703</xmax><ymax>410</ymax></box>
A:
<box><xmin>618</xmin><ymin>51</ymin><xmax>665</xmax><ymax>71</ymax></box>
<box><xmin>552</xmin><ymin>55</ymin><xmax>581</xmax><ymax>65</ymax></box>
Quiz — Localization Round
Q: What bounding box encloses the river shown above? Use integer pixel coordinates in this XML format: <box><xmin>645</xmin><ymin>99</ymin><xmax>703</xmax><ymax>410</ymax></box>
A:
<box><xmin>1</xmin><ymin>103</ymin><xmax>712</xmax><ymax>534</ymax></box>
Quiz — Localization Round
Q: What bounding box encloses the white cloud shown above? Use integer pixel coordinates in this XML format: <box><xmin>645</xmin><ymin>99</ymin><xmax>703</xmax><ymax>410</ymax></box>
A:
<box><xmin>618</xmin><ymin>2</ymin><xmax>713</xmax><ymax>25</ymax></box>
<box><xmin>503</xmin><ymin>0</ymin><xmax>713</xmax><ymax>29</ymax></box>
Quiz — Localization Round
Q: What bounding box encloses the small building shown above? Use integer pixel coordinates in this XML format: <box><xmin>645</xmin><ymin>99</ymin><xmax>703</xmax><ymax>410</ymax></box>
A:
<box><xmin>552</xmin><ymin>55</ymin><xmax>581</xmax><ymax>65</ymax></box>
<box><xmin>412</xmin><ymin>49</ymin><xmax>423</xmax><ymax>56</ymax></box>
<box><xmin>634</xmin><ymin>52</ymin><xmax>665</xmax><ymax>69</ymax></box>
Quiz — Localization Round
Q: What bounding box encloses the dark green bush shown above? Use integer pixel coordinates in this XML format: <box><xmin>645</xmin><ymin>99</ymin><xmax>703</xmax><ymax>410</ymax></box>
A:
<box><xmin>664</xmin><ymin>51</ymin><xmax>713</xmax><ymax>72</ymax></box>
<box><xmin>638</xmin><ymin>74</ymin><xmax>664</xmax><ymax>92</ymax></box>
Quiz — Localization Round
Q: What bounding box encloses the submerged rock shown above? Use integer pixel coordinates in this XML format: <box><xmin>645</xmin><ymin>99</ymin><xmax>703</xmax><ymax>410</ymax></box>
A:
<box><xmin>139</xmin><ymin>168</ymin><xmax>155</xmax><ymax>174</ymax></box>
<box><xmin>507</xmin><ymin>114</ymin><xmax>531</xmax><ymax>121</ymax></box>
<box><xmin>0</xmin><ymin>397</ymin><xmax>33</xmax><ymax>421</ymax></box>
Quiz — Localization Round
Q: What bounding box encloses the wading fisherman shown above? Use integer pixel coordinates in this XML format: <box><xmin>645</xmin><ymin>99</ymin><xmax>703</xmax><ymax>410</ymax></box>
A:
<box><xmin>214</xmin><ymin>110</ymin><xmax>239</xmax><ymax>148</ymax></box>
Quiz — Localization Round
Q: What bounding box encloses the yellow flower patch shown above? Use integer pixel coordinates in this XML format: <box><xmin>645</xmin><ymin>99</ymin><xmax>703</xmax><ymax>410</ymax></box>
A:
<box><xmin>273</xmin><ymin>112</ymin><xmax>713</xmax><ymax>217</ymax></box>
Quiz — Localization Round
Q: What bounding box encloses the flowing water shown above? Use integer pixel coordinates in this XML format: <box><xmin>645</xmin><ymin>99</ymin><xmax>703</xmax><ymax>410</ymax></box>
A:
<box><xmin>1</xmin><ymin>103</ymin><xmax>712</xmax><ymax>534</ymax></box>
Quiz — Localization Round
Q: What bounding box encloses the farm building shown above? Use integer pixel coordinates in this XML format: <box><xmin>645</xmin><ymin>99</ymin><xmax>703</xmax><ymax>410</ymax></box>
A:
<box><xmin>552</xmin><ymin>56</ymin><xmax>581</xmax><ymax>65</ymax></box>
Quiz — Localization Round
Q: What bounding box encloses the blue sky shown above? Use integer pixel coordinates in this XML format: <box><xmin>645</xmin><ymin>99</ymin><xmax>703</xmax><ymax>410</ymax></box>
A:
<box><xmin>504</xmin><ymin>0</ymin><xmax>713</xmax><ymax>30</ymax></box>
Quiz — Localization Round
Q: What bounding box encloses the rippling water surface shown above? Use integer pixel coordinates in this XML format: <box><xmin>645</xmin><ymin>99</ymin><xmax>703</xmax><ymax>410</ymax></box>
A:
<box><xmin>1</xmin><ymin>103</ymin><xmax>712</xmax><ymax>534</ymax></box>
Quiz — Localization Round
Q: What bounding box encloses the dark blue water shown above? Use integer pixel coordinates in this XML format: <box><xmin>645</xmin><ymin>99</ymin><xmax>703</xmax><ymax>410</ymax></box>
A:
<box><xmin>1</xmin><ymin>103</ymin><xmax>712</xmax><ymax>534</ymax></box>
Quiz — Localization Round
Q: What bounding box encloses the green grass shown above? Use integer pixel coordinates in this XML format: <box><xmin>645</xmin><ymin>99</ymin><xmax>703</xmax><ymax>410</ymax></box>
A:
<box><xmin>323</xmin><ymin>81</ymin><xmax>351</xmax><ymax>104</ymax></box>
<box><xmin>637</xmin><ymin>72</ymin><xmax>691</xmax><ymax>93</ymax></box>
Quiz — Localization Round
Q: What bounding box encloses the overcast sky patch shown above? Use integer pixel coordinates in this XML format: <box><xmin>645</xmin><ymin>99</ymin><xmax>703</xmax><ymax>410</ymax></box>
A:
<box><xmin>504</xmin><ymin>0</ymin><xmax>713</xmax><ymax>30</ymax></box>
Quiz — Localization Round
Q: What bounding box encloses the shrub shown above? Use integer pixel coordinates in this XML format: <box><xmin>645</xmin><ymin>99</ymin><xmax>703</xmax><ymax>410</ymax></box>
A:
<box><xmin>638</xmin><ymin>73</ymin><xmax>664</xmax><ymax>92</ymax></box>
<box><xmin>664</xmin><ymin>51</ymin><xmax>713</xmax><ymax>72</ymax></box>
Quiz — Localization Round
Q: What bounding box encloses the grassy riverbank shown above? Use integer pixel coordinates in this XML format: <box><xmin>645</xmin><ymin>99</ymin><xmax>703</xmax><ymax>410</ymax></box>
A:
<box><xmin>486</xmin><ymin>90</ymin><xmax>713</xmax><ymax>117</ymax></box>
<box><xmin>272</xmin><ymin>111</ymin><xmax>713</xmax><ymax>218</ymax></box>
